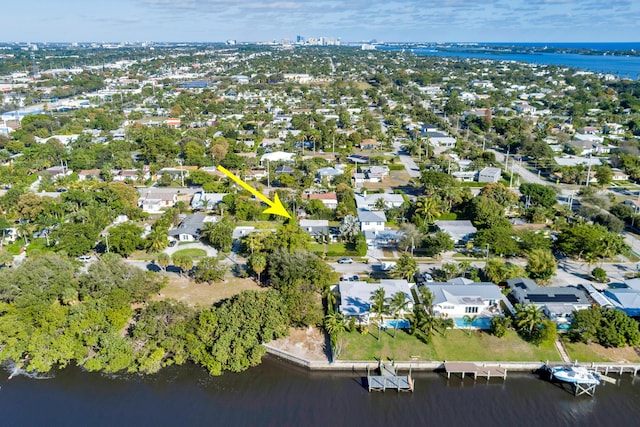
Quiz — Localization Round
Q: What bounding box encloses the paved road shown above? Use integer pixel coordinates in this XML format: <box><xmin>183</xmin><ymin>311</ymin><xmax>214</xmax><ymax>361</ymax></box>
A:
<box><xmin>392</xmin><ymin>139</ymin><xmax>421</xmax><ymax>179</ymax></box>
<box><xmin>489</xmin><ymin>149</ymin><xmax>544</xmax><ymax>185</ymax></box>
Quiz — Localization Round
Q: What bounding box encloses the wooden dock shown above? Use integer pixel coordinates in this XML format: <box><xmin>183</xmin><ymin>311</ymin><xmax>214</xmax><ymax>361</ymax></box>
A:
<box><xmin>367</xmin><ymin>362</ymin><xmax>414</xmax><ymax>392</ymax></box>
<box><xmin>444</xmin><ymin>362</ymin><xmax>507</xmax><ymax>380</ymax></box>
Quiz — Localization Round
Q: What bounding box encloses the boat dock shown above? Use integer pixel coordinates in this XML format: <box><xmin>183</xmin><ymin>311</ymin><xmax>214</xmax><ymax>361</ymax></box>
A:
<box><xmin>367</xmin><ymin>362</ymin><xmax>414</xmax><ymax>392</ymax></box>
<box><xmin>444</xmin><ymin>362</ymin><xmax>507</xmax><ymax>380</ymax></box>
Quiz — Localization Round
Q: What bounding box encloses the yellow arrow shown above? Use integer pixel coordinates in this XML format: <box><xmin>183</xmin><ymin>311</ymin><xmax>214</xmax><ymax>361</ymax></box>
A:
<box><xmin>217</xmin><ymin>165</ymin><xmax>291</xmax><ymax>219</ymax></box>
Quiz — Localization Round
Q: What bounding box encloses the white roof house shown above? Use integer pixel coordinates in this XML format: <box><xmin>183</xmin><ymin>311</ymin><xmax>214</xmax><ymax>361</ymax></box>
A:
<box><xmin>424</xmin><ymin>283</ymin><xmax>507</xmax><ymax>328</ymax></box>
<box><xmin>260</xmin><ymin>151</ymin><xmax>295</xmax><ymax>164</ymax></box>
<box><xmin>338</xmin><ymin>279</ymin><xmax>414</xmax><ymax>324</ymax></box>
<box><xmin>434</xmin><ymin>220</ymin><xmax>477</xmax><ymax>245</ymax></box>
<box><xmin>357</xmin><ymin>209</ymin><xmax>386</xmax><ymax>234</ymax></box>
<box><xmin>355</xmin><ymin>193</ymin><xmax>405</xmax><ymax>210</ymax></box>
<box><xmin>191</xmin><ymin>192</ymin><xmax>227</xmax><ymax>210</ymax></box>
<box><xmin>478</xmin><ymin>167</ymin><xmax>502</xmax><ymax>183</ymax></box>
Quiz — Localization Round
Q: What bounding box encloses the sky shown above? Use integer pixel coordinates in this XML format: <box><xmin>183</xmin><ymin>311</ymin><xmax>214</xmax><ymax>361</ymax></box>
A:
<box><xmin>2</xmin><ymin>0</ymin><xmax>639</xmax><ymax>43</ymax></box>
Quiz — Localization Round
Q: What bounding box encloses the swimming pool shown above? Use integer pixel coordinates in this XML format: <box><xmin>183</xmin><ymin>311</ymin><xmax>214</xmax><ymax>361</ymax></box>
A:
<box><xmin>383</xmin><ymin>319</ymin><xmax>411</xmax><ymax>329</ymax></box>
<box><xmin>453</xmin><ymin>317</ymin><xmax>493</xmax><ymax>329</ymax></box>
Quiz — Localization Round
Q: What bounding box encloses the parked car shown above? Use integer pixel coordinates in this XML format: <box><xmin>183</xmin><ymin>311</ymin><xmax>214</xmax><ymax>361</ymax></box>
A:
<box><xmin>337</xmin><ymin>257</ymin><xmax>354</xmax><ymax>264</ymax></box>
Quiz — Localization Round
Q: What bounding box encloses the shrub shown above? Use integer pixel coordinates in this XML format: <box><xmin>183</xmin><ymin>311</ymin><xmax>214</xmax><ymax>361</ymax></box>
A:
<box><xmin>592</xmin><ymin>267</ymin><xmax>608</xmax><ymax>283</ymax></box>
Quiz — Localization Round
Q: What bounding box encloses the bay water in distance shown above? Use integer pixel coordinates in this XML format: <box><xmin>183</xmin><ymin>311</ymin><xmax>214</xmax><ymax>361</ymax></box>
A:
<box><xmin>2</xmin><ymin>356</ymin><xmax>640</xmax><ymax>427</ymax></box>
<box><xmin>376</xmin><ymin>43</ymin><xmax>640</xmax><ymax>78</ymax></box>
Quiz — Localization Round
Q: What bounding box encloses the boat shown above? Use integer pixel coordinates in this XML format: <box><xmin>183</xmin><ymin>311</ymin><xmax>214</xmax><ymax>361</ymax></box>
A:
<box><xmin>549</xmin><ymin>366</ymin><xmax>601</xmax><ymax>385</ymax></box>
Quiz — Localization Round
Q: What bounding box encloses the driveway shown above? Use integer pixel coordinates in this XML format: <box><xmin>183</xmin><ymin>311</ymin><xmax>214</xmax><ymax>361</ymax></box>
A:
<box><xmin>163</xmin><ymin>242</ymin><xmax>218</xmax><ymax>257</ymax></box>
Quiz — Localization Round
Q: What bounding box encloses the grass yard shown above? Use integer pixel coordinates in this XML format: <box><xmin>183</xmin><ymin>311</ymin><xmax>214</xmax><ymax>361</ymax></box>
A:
<box><xmin>155</xmin><ymin>275</ymin><xmax>265</xmax><ymax>307</ymax></box>
<box><xmin>563</xmin><ymin>340</ymin><xmax>640</xmax><ymax>363</ymax></box>
<box><xmin>310</xmin><ymin>242</ymin><xmax>358</xmax><ymax>257</ymax></box>
<box><xmin>339</xmin><ymin>327</ymin><xmax>562</xmax><ymax>362</ymax></box>
<box><xmin>339</xmin><ymin>327</ymin><xmax>437</xmax><ymax>361</ymax></box>
<box><xmin>171</xmin><ymin>248</ymin><xmax>207</xmax><ymax>258</ymax></box>
<box><xmin>431</xmin><ymin>330</ymin><xmax>562</xmax><ymax>362</ymax></box>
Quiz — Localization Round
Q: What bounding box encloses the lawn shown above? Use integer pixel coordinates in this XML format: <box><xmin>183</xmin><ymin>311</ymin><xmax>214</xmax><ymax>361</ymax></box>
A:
<box><xmin>339</xmin><ymin>327</ymin><xmax>437</xmax><ymax>361</ymax></box>
<box><xmin>431</xmin><ymin>330</ymin><xmax>562</xmax><ymax>362</ymax></box>
<box><xmin>155</xmin><ymin>275</ymin><xmax>265</xmax><ymax>307</ymax></box>
<box><xmin>339</xmin><ymin>327</ymin><xmax>562</xmax><ymax>362</ymax></box>
<box><xmin>172</xmin><ymin>248</ymin><xmax>207</xmax><ymax>258</ymax></box>
<box><xmin>563</xmin><ymin>340</ymin><xmax>640</xmax><ymax>363</ymax></box>
<box><xmin>310</xmin><ymin>242</ymin><xmax>358</xmax><ymax>257</ymax></box>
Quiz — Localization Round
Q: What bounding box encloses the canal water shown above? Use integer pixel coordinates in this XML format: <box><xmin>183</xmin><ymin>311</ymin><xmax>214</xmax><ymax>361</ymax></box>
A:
<box><xmin>2</xmin><ymin>356</ymin><xmax>640</xmax><ymax>427</ymax></box>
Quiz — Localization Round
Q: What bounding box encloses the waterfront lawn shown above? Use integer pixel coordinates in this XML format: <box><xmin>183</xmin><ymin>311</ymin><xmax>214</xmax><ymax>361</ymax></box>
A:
<box><xmin>430</xmin><ymin>330</ymin><xmax>562</xmax><ymax>362</ymax></box>
<box><xmin>563</xmin><ymin>340</ymin><xmax>640</xmax><ymax>363</ymax></box>
<box><xmin>339</xmin><ymin>327</ymin><xmax>437</xmax><ymax>361</ymax></box>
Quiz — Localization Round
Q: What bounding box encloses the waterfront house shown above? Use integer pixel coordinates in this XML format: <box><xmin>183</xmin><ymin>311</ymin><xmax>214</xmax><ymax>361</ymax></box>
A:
<box><xmin>338</xmin><ymin>279</ymin><xmax>414</xmax><ymax>325</ymax></box>
<box><xmin>423</xmin><ymin>282</ymin><xmax>507</xmax><ymax>329</ymax></box>
<box><xmin>602</xmin><ymin>279</ymin><xmax>640</xmax><ymax>317</ymax></box>
<box><xmin>506</xmin><ymin>278</ymin><xmax>591</xmax><ymax>327</ymax></box>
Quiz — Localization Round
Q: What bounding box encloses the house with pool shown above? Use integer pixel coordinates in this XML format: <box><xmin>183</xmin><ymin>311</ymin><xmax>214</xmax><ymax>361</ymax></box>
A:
<box><xmin>338</xmin><ymin>279</ymin><xmax>414</xmax><ymax>328</ymax></box>
<box><xmin>423</xmin><ymin>282</ymin><xmax>509</xmax><ymax>329</ymax></box>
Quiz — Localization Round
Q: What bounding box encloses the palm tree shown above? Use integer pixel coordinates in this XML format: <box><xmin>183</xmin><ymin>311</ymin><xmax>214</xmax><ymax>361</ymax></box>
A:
<box><xmin>515</xmin><ymin>303</ymin><xmax>544</xmax><ymax>340</ymax></box>
<box><xmin>418</xmin><ymin>286</ymin><xmax>435</xmax><ymax>315</ymax></box>
<box><xmin>156</xmin><ymin>252</ymin><xmax>171</xmax><ymax>271</ymax></box>
<box><xmin>146</xmin><ymin>227</ymin><xmax>169</xmax><ymax>254</ymax></box>
<box><xmin>389</xmin><ymin>291</ymin><xmax>410</xmax><ymax>338</ymax></box>
<box><xmin>322</xmin><ymin>285</ymin><xmax>337</xmax><ymax>312</ymax></box>
<box><xmin>411</xmin><ymin>305</ymin><xmax>441</xmax><ymax>344</ymax></box>
<box><xmin>249</xmin><ymin>252</ymin><xmax>267</xmax><ymax>283</ymax></box>
<box><xmin>369</xmin><ymin>287</ymin><xmax>389</xmax><ymax>341</ymax></box>
<box><xmin>391</xmin><ymin>253</ymin><xmax>418</xmax><ymax>282</ymax></box>
<box><xmin>439</xmin><ymin>318</ymin><xmax>455</xmax><ymax>337</ymax></box>
<box><xmin>414</xmin><ymin>197</ymin><xmax>441</xmax><ymax>227</ymax></box>
<box><xmin>324</xmin><ymin>311</ymin><xmax>347</xmax><ymax>361</ymax></box>
<box><xmin>462</xmin><ymin>314</ymin><xmax>478</xmax><ymax>336</ymax></box>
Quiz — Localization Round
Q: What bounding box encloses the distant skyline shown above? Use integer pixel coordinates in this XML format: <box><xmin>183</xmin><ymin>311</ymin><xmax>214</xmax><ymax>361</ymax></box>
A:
<box><xmin>2</xmin><ymin>0</ymin><xmax>639</xmax><ymax>43</ymax></box>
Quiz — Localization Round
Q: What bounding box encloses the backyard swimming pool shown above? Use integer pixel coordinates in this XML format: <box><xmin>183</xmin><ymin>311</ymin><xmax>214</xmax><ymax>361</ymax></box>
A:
<box><xmin>453</xmin><ymin>316</ymin><xmax>493</xmax><ymax>329</ymax></box>
<box><xmin>383</xmin><ymin>319</ymin><xmax>411</xmax><ymax>329</ymax></box>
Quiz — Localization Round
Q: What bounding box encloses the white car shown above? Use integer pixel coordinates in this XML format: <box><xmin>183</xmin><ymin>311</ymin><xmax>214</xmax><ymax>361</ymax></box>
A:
<box><xmin>337</xmin><ymin>257</ymin><xmax>354</xmax><ymax>264</ymax></box>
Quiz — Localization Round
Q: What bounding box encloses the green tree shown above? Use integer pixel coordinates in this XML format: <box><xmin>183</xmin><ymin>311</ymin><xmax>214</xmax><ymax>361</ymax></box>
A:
<box><xmin>592</xmin><ymin>267</ymin><xmax>607</xmax><ymax>283</ymax></box>
<box><xmin>594</xmin><ymin>166</ymin><xmax>613</xmax><ymax>187</ymax></box>
<box><xmin>515</xmin><ymin>303</ymin><xmax>545</xmax><ymax>341</ymax></box>
<box><xmin>107</xmin><ymin>223</ymin><xmax>143</xmax><ymax>257</ymax></box>
<box><xmin>462</xmin><ymin>314</ymin><xmax>478</xmax><ymax>336</ymax></box>
<box><xmin>525</xmin><ymin>249</ymin><xmax>557</xmax><ymax>283</ymax></box>
<box><xmin>391</xmin><ymin>253</ymin><xmax>418</xmax><ymax>282</ymax></box>
<box><xmin>249</xmin><ymin>252</ymin><xmax>267</xmax><ymax>283</ymax></box>
<box><xmin>369</xmin><ymin>287</ymin><xmax>389</xmax><ymax>341</ymax></box>
<box><xmin>202</xmin><ymin>219</ymin><xmax>234</xmax><ymax>252</ymax></box>
<box><xmin>520</xmin><ymin>183</ymin><xmax>557</xmax><ymax>208</ymax></box>
<box><xmin>156</xmin><ymin>252</ymin><xmax>171</xmax><ymax>271</ymax></box>
<box><xmin>324</xmin><ymin>310</ymin><xmax>347</xmax><ymax>360</ymax></box>
<box><xmin>146</xmin><ymin>227</ymin><xmax>168</xmax><ymax>254</ymax></box>
<box><xmin>389</xmin><ymin>291</ymin><xmax>410</xmax><ymax>338</ymax></box>
<box><xmin>413</xmin><ymin>197</ymin><xmax>441</xmax><ymax>226</ymax></box>
<box><xmin>172</xmin><ymin>253</ymin><xmax>193</xmax><ymax>276</ymax></box>
<box><xmin>490</xmin><ymin>316</ymin><xmax>511</xmax><ymax>338</ymax></box>
<box><xmin>338</xmin><ymin>215</ymin><xmax>360</xmax><ymax>243</ymax></box>
<box><xmin>193</xmin><ymin>257</ymin><xmax>227</xmax><ymax>284</ymax></box>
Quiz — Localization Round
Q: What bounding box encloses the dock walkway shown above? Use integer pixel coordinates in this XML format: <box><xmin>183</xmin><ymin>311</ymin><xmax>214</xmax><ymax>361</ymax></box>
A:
<box><xmin>444</xmin><ymin>362</ymin><xmax>507</xmax><ymax>380</ymax></box>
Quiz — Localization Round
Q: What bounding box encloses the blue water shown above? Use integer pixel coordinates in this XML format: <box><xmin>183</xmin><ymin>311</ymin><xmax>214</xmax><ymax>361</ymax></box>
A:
<box><xmin>453</xmin><ymin>317</ymin><xmax>493</xmax><ymax>329</ymax></box>
<box><xmin>376</xmin><ymin>44</ymin><xmax>640</xmax><ymax>78</ymax></box>
<box><xmin>383</xmin><ymin>319</ymin><xmax>411</xmax><ymax>329</ymax></box>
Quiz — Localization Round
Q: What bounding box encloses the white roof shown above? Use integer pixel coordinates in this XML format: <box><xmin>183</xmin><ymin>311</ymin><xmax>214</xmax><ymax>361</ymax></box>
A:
<box><xmin>426</xmin><ymin>283</ymin><xmax>504</xmax><ymax>306</ymax></box>
<box><xmin>260</xmin><ymin>151</ymin><xmax>295</xmax><ymax>162</ymax></box>
<box><xmin>338</xmin><ymin>280</ymin><xmax>413</xmax><ymax>316</ymax></box>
